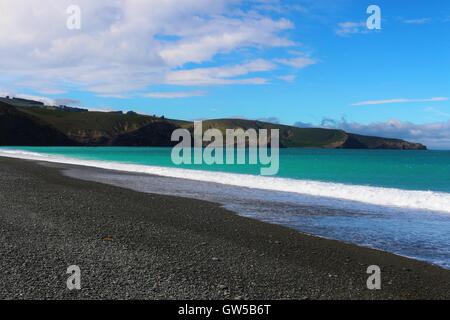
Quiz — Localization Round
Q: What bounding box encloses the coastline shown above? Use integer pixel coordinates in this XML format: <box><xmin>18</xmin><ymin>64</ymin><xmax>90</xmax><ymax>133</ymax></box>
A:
<box><xmin>0</xmin><ymin>156</ymin><xmax>449</xmax><ymax>299</ymax></box>
<box><xmin>1</xmin><ymin>148</ymin><xmax>450</xmax><ymax>214</ymax></box>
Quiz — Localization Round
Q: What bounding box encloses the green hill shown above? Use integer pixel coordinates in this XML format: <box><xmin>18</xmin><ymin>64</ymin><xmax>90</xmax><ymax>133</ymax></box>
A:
<box><xmin>192</xmin><ymin>119</ymin><xmax>347</xmax><ymax>148</ymax></box>
<box><xmin>0</xmin><ymin>102</ymin><xmax>77</xmax><ymax>146</ymax></box>
<box><xmin>0</xmin><ymin>99</ymin><xmax>426</xmax><ymax>149</ymax></box>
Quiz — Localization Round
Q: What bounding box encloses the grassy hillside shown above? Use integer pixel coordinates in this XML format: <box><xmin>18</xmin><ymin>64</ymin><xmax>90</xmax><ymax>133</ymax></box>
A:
<box><xmin>185</xmin><ymin>119</ymin><xmax>348</xmax><ymax>148</ymax></box>
<box><xmin>0</xmin><ymin>102</ymin><xmax>76</xmax><ymax>146</ymax></box>
<box><xmin>17</xmin><ymin>107</ymin><xmax>167</xmax><ymax>145</ymax></box>
<box><xmin>0</xmin><ymin>99</ymin><xmax>426</xmax><ymax>149</ymax></box>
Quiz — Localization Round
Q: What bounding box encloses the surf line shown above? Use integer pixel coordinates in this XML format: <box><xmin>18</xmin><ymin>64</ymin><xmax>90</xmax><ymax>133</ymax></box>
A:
<box><xmin>170</xmin><ymin>121</ymin><xmax>280</xmax><ymax>176</ymax></box>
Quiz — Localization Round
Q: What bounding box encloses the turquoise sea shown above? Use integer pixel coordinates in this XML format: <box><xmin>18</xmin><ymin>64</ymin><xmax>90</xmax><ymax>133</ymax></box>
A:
<box><xmin>1</xmin><ymin>147</ymin><xmax>449</xmax><ymax>268</ymax></box>
<box><xmin>4</xmin><ymin>147</ymin><xmax>450</xmax><ymax>192</ymax></box>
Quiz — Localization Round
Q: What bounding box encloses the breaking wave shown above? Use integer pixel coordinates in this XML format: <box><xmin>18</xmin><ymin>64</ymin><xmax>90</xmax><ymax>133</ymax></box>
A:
<box><xmin>2</xmin><ymin>148</ymin><xmax>450</xmax><ymax>214</ymax></box>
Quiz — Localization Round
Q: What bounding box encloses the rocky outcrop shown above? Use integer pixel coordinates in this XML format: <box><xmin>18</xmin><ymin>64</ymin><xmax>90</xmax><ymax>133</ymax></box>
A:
<box><xmin>111</xmin><ymin>121</ymin><xmax>179</xmax><ymax>146</ymax></box>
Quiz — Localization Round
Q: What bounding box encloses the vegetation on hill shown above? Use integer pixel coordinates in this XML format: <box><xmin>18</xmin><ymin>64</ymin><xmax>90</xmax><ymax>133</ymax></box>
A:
<box><xmin>0</xmin><ymin>98</ymin><xmax>427</xmax><ymax>149</ymax></box>
<box><xmin>0</xmin><ymin>102</ymin><xmax>77</xmax><ymax>146</ymax></box>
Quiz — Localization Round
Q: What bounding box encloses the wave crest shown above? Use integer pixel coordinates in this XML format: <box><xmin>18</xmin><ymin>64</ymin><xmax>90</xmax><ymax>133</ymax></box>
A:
<box><xmin>2</xmin><ymin>148</ymin><xmax>450</xmax><ymax>214</ymax></box>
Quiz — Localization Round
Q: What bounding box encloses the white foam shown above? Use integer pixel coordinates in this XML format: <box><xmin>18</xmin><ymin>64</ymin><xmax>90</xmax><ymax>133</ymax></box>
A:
<box><xmin>2</xmin><ymin>148</ymin><xmax>450</xmax><ymax>214</ymax></box>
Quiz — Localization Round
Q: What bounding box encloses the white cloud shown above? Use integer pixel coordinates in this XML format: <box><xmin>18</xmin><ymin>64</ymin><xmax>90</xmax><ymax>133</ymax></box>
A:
<box><xmin>275</xmin><ymin>57</ymin><xmax>317</xmax><ymax>69</ymax></box>
<box><xmin>144</xmin><ymin>91</ymin><xmax>206</xmax><ymax>99</ymax></box>
<box><xmin>353</xmin><ymin>97</ymin><xmax>449</xmax><ymax>106</ymax></box>
<box><xmin>250</xmin><ymin>0</ymin><xmax>308</xmax><ymax>15</ymax></box>
<box><xmin>159</xmin><ymin>16</ymin><xmax>294</xmax><ymax>66</ymax></box>
<box><xmin>87</xmin><ymin>107</ymin><xmax>116</xmax><ymax>112</ymax></box>
<box><xmin>54</xmin><ymin>98</ymin><xmax>82</xmax><ymax>106</ymax></box>
<box><xmin>277</xmin><ymin>75</ymin><xmax>297</xmax><ymax>82</ymax></box>
<box><xmin>402</xmin><ymin>18</ymin><xmax>431</xmax><ymax>25</ymax></box>
<box><xmin>0</xmin><ymin>0</ymin><xmax>298</xmax><ymax>96</ymax></box>
<box><xmin>336</xmin><ymin>21</ymin><xmax>368</xmax><ymax>36</ymax></box>
<box><xmin>166</xmin><ymin>59</ymin><xmax>276</xmax><ymax>86</ymax></box>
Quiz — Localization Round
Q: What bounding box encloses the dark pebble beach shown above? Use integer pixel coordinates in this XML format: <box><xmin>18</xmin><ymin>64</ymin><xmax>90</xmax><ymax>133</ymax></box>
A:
<box><xmin>0</xmin><ymin>157</ymin><xmax>449</xmax><ymax>300</ymax></box>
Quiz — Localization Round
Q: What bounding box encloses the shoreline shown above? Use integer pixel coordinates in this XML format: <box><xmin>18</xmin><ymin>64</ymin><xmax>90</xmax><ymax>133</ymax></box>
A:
<box><xmin>60</xmin><ymin>161</ymin><xmax>450</xmax><ymax>270</ymax></box>
<box><xmin>1</xmin><ymin>148</ymin><xmax>450</xmax><ymax>215</ymax></box>
<box><xmin>2</xmin><ymin>150</ymin><xmax>448</xmax><ymax>269</ymax></box>
<box><xmin>0</xmin><ymin>156</ymin><xmax>449</xmax><ymax>299</ymax></box>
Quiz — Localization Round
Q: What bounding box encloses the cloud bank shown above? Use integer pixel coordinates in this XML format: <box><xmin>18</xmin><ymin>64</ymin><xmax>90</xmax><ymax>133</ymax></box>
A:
<box><xmin>144</xmin><ymin>91</ymin><xmax>206</xmax><ymax>99</ymax></box>
<box><xmin>336</xmin><ymin>21</ymin><xmax>368</xmax><ymax>36</ymax></box>
<box><xmin>0</xmin><ymin>0</ymin><xmax>311</xmax><ymax>96</ymax></box>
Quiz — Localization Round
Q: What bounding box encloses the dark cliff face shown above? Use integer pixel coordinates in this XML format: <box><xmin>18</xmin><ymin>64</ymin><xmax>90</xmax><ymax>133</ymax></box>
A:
<box><xmin>111</xmin><ymin>122</ymin><xmax>179</xmax><ymax>147</ymax></box>
<box><xmin>0</xmin><ymin>103</ymin><xmax>77</xmax><ymax>146</ymax></box>
<box><xmin>0</xmin><ymin>100</ymin><xmax>427</xmax><ymax>150</ymax></box>
<box><xmin>340</xmin><ymin>133</ymin><xmax>427</xmax><ymax>150</ymax></box>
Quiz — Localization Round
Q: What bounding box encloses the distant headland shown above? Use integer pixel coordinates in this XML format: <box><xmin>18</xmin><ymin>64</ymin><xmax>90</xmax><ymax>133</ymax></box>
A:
<box><xmin>0</xmin><ymin>96</ymin><xmax>427</xmax><ymax>150</ymax></box>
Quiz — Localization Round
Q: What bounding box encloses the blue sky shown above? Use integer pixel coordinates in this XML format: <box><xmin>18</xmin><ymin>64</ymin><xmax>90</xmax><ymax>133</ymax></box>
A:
<box><xmin>1</xmin><ymin>0</ymin><xmax>449</xmax><ymax>148</ymax></box>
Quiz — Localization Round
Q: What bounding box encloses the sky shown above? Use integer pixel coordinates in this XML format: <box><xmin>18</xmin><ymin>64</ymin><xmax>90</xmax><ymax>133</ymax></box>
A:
<box><xmin>0</xmin><ymin>0</ymin><xmax>449</xmax><ymax>148</ymax></box>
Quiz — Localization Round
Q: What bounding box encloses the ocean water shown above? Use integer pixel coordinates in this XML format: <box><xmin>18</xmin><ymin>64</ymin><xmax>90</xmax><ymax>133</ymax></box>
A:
<box><xmin>4</xmin><ymin>147</ymin><xmax>450</xmax><ymax>192</ymax></box>
<box><xmin>1</xmin><ymin>147</ymin><xmax>449</xmax><ymax>269</ymax></box>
